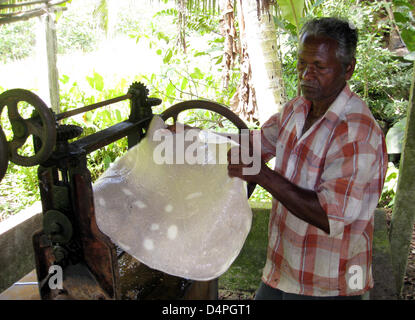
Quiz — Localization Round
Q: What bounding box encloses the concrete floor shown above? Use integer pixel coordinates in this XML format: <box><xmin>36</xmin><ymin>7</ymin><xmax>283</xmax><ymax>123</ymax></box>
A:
<box><xmin>0</xmin><ymin>270</ymin><xmax>40</xmax><ymax>300</ymax></box>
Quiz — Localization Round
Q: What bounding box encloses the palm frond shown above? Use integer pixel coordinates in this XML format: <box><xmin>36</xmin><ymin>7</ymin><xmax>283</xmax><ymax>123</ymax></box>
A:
<box><xmin>93</xmin><ymin>0</ymin><xmax>108</xmax><ymax>33</ymax></box>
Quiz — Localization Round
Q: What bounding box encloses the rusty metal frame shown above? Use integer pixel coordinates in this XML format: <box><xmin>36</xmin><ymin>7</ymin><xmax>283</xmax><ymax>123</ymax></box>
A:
<box><xmin>32</xmin><ymin>82</ymin><xmax>154</xmax><ymax>299</ymax></box>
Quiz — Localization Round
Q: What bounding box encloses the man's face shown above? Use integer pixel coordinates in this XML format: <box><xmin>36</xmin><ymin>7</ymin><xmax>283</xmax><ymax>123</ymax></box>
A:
<box><xmin>297</xmin><ymin>34</ymin><xmax>355</xmax><ymax>106</ymax></box>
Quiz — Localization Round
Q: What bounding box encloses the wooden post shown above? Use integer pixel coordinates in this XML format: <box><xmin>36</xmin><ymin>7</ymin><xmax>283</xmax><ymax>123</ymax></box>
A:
<box><xmin>45</xmin><ymin>8</ymin><xmax>60</xmax><ymax>114</ymax></box>
<box><xmin>35</xmin><ymin>7</ymin><xmax>60</xmax><ymax>114</ymax></box>
<box><xmin>389</xmin><ymin>60</ymin><xmax>415</xmax><ymax>297</ymax></box>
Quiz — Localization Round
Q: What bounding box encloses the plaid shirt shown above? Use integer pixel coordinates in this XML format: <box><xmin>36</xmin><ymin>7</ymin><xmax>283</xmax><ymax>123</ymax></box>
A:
<box><xmin>255</xmin><ymin>85</ymin><xmax>388</xmax><ymax>296</ymax></box>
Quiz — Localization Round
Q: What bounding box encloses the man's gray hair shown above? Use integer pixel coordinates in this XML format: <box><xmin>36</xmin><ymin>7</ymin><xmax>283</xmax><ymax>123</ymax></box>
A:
<box><xmin>299</xmin><ymin>17</ymin><xmax>358</xmax><ymax>68</ymax></box>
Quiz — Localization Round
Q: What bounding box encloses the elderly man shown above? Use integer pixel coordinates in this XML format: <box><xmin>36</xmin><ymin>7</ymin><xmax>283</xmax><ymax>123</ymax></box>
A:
<box><xmin>227</xmin><ymin>17</ymin><xmax>388</xmax><ymax>300</ymax></box>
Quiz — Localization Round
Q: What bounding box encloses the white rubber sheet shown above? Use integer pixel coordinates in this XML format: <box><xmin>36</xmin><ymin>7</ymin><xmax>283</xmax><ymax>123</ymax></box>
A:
<box><xmin>93</xmin><ymin>116</ymin><xmax>252</xmax><ymax>280</ymax></box>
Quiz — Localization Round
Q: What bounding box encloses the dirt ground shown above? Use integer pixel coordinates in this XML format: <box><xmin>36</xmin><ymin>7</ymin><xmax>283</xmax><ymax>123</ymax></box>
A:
<box><xmin>219</xmin><ymin>211</ymin><xmax>415</xmax><ymax>301</ymax></box>
<box><xmin>401</xmin><ymin>232</ymin><xmax>415</xmax><ymax>300</ymax></box>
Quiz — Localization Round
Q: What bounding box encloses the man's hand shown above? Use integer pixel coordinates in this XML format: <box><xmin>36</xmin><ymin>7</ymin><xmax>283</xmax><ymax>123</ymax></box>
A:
<box><xmin>226</xmin><ymin>132</ymin><xmax>330</xmax><ymax>234</ymax></box>
<box><xmin>227</xmin><ymin>144</ymin><xmax>264</xmax><ymax>184</ymax></box>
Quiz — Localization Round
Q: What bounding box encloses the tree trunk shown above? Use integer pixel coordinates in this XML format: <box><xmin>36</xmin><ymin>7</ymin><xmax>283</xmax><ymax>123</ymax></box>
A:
<box><xmin>229</xmin><ymin>0</ymin><xmax>257</xmax><ymax>123</ymax></box>
<box><xmin>236</xmin><ymin>0</ymin><xmax>285</xmax><ymax>125</ymax></box>
<box><xmin>389</xmin><ymin>60</ymin><xmax>415</xmax><ymax>297</ymax></box>
<box><xmin>177</xmin><ymin>0</ymin><xmax>187</xmax><ymax>53</ymax></box>
<box><xmin>219</xmin><ymin>0</ymin><xmax>237</xmax><ymax>89</ymax></box>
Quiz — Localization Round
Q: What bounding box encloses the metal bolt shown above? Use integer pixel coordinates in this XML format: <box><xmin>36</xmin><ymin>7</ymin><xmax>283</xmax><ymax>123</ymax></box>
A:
<box><xmin>53</xmin><ymin>246</ymin><xmax>66</xmax><ymax>262</ymax></box>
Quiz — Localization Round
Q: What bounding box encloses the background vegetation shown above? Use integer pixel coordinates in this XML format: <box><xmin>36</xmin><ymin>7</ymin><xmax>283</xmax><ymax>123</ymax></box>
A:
<box><xmin>0</xmin><ymin>0</ymin><xmax>413</xmax><ymax>220</ymax></box>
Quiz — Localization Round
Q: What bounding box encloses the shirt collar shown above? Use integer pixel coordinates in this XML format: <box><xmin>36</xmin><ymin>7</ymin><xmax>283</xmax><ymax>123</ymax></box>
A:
<box><xmin>293</xmin><ymin>84</ymin><xmax>353</xmax><ymax>140</ymax></box>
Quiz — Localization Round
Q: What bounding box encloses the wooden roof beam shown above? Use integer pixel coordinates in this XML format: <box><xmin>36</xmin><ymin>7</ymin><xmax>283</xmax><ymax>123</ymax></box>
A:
<box><xmin>0</xmin><ymin>7</ymin><xmax>45</xmax><ymax>24</ymax></box>
<box><xmin>0</xmin><ymin>1</ymin><xmax>49</xmax><ymax>11</ymax></box>
<box><xmin>0</xmin><ymin>1</ymin><xmax>67</xmax><ymax>25</ymax></box>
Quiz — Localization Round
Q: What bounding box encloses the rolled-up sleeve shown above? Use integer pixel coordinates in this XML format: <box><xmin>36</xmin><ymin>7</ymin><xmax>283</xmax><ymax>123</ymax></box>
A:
<box><xmin>251</xmin><ymin>113</ymin><xmax>280</xmax><ymax>164</ymax></box>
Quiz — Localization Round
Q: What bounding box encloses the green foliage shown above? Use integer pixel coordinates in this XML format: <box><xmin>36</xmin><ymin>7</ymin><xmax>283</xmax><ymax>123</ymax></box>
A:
<box><xmin>386</xmin><ymin>117</ymin><xmax>407</xmax><ymax>153</ymax></box>
<box><xmin>250</xmin><ymin>185</ymin><xmax>272</xmax><ymax>203</ymax></box>
<box><xmin>186</xmin><ymin>0</ymin><xmax>220</xmax><ymax>16</ymax></box>
<box><xmin>0</xmin><ymin>1</ymin><xmax>101</xmax><ymax>61</ymax></box>
<box><xmin>132</xmin><ymin>6</ymin><xmax>240</xmax><ymax>130</ymax></box>
<box><xmin>59</xmin><ymin>71</ymin><xmax>131</xmax><ymax>181</ymax></box>
<box><xmin>183</xmin><ymin>11</ymin><xmax>219</xmax><ymax>35</ymax></box>
<box><xmin>279</xmin><ymin>0</ymin><xmax>413</xmax><ymax>126</ymax></box>
<box><xmin>0</xmin><ymin>163</ymin><xmax>39</xmax><ymax>221</ymax></box>
<box><xmin>393</xmin><ymin>0</ymin><xmax>415</xmax><ymax>53</ymax></box>
<box><xmin>0</xmin><ymin>20</ymin><xmax>36</xmax><ymax>63</ymax></box>
<box><xmin>380</xmin><ymin>162</ymin><xmax>400</xmax><ymax>207</ymax></box>
<box><xmin>280</xmin><ymin>49</ymin><xmax>300</xmax><ymax>100</ymax></box>
<box><xmin>56</xmin><ymin>4</ymin><xmax>102</xmax><ymax>54</ymax></box>
<box><xmin>86</xmin><ymin>71</ymin><xmax>105</xmax><ymax>92</ymax></box>
<box><xmin>276</xmin><ymin>0</ymin><xmax>305</xmax><ymax>35</ymax></box>
<box><xmin>347</xmin><ymin>2</ymin><xmax>411</xmax><ymax>125</ymax></box>
<box><xmin>93</xmin><ymin>0</ymin><xmax>109</xmax><ymax>34</ymax></box>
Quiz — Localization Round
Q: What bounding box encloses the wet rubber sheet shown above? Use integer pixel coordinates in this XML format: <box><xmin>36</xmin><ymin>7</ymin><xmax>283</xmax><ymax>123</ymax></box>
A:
<box><xmin>93</xmin><ymin>116</ymin><xmax>252</xmax><ymax>280</ymax></box>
